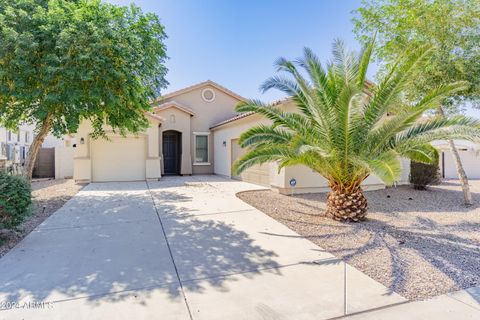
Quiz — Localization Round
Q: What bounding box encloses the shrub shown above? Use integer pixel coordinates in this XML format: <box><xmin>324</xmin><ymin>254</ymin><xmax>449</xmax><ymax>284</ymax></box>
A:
<box><xmin>409</xmin><ymin>160</ymin><xmax>441</xmax><ymax>190</ymax></box>
<box><xmin>0</xmin><ymin>173</ymin><xmax>32</xmax><ymax>230</ymax></box>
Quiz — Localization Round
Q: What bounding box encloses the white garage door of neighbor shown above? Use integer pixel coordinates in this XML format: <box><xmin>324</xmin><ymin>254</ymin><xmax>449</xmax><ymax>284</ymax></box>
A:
<box><xmin>442</xmin><ymin>149</ymin><xmax>480</xmax><ymax>179</ymax></box>
<box><xmin>231</xmin><ymin>139</ymin><xmax>270</xmax><ymax>186</ymax></box>
<box><xmin>91</xmin><ymin>137</ymin><xmax>146</xmax><ymax>182</ymax></box>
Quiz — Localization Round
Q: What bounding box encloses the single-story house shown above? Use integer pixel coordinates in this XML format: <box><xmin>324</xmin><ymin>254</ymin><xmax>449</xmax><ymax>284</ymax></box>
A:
<box><xmin>77</xmin><ymin>80</ymin><xmax>480</xmax><ymax>194</ymax></box>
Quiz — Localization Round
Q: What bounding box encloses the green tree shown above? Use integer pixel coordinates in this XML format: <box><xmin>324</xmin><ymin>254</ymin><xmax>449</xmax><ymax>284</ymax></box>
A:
<box><xmin>232</xmin><ymin>40</ymin><xmax>480</xmax><ymax>222</ymax></box>
<box><xmin>353</xmin><ymin>0</ymin><xmax>480</xmax><ymax>204</ymax></box>
<box><xmin>0</xmin><ymin>0</ymin><xmax>168</xmax><ymax>180</ymax></box>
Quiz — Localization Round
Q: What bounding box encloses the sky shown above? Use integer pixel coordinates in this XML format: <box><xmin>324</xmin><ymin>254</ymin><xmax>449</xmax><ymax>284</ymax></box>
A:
<box><xmin>107</xmin><ymin>0</ymin><xmax>479</xmax><ymax>118</ymax></box>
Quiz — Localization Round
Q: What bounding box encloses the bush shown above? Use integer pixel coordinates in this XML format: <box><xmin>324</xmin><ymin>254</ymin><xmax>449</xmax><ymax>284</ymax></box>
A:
<box><xmin>0</xmin><ymin>173</ymin><xmax>32</xmax><ymax>230</ymax></box>
<box><xmin>409</xmin><ymin>160</ymin><xmax>441</xmax><ymax>190</ymax></box>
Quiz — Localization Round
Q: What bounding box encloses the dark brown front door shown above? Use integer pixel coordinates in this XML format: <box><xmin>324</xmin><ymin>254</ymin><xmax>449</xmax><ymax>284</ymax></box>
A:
<box><xmin>163</xmin><ymin>131</ymin><xmax>181</xmax><ymax>175</ymax></box>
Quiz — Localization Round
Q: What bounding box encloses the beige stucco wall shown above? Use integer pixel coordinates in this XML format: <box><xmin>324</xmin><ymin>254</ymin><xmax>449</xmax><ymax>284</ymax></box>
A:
<box><xmin>161</xmin><ymin>85</ymin><xmax>241</xmax><ymax>174</ymax></box>
<box><xmin>213</xmin><ymin>99</ymin><xmax>412</xmax><ymax>194</ymax></box>
<box><xmin>279</xmin><ymin>166</ymin><xmax>386</xmax><ymax>194</ymax></box>
<box><xmin>55</xmin><ymin>147</ymin><xmax>74</xmax><ymax>179</ymax></box>
<box><xmin>212</xmin><ymin>113</ymin><xmax>286</xmax><ymax>187</ymax></box>
<box><xmin>73</xmin><ymin>118</ymin><xmax>161</xmax><ymax>182</ymax></box>
<box><xmin>155</xmin><ymin>107</ymin><xmax>192</xmax><ymax>175</ymax></box>
<box><xmin>73</xmin><ymin>83</ymin><xmax>242</xmax><ymax>181</ymax></box>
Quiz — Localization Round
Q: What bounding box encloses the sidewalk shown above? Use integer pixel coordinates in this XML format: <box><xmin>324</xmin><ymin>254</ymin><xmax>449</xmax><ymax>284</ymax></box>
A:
<box><xmin>339</xmin><ymin>286</ymin><xmax>480</xmax><ymax>319</ymax></box>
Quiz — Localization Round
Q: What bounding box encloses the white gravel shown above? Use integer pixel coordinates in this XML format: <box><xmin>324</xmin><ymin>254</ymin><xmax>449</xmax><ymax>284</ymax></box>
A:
<box><xmin>237</xmin><ymin>180</ymin><xmax>480</xmax><ymax>300</ymax></box>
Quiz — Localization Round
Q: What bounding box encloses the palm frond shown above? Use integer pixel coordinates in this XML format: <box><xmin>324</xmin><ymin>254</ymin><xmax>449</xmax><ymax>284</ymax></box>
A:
<box><xmin>231</xmin><ymin>145</ymin><xmax>293</xmax><ymax>175</ymax></box>
<box><xmin>238</xmin><ymin>124</ymin><xmax>294</xmax><ymax>148</ymax></box>
<box><xmin>398</xmin><ymin>144</ymin><xmax>438</xmax><ymax>164</ymax></box>
<box><xmin>356</xmin><ymin>35</ymin><xmax>375</xmax><ymax>87</ymax></box>
<box><xmin>365</xmin><ymin>151</ymin><xmax>402</xmax><ymax>185</ymax></box>
<box><xmin>363</xmin><ymin>44</ymin><xmax>433</xmax><ymax>128</ymax></box>
<box><xmin>232</xmin><ymin>40</ymin><xmax>480</xmax><ymax>193</ymax></box>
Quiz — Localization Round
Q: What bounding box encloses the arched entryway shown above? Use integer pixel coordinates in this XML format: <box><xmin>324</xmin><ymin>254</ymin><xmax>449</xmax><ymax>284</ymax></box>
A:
<box><xmin>162</xmin><ymin>130</ymin><xmax>182</xmax><ymax>175</ymax></box>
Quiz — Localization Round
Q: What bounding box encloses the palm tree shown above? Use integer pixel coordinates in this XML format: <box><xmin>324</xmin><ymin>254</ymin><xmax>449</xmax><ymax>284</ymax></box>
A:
<box><xmin>232</xmin><ymin>40</ymin><xmax>480</xmax><ymax>222</ymax></box>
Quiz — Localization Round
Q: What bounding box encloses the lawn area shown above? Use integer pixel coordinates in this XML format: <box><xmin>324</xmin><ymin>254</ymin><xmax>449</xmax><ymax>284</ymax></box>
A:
<box><xmin>237</xmin><ymin>180</ymin><xmax>480</xmax><ymax>300</ymax></box>
<box><xmin>0</xmin><ymin>179</ymin><xmax>85</xmax><ymax>257</ymax></box>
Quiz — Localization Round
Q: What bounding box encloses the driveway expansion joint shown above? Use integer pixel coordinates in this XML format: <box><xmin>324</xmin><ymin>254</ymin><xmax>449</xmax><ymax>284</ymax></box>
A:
<box><xmin>35</xmin><ymin>218</ymin><xmax>156</xmax><ymax>231</ymax></box>
<box><xmin>21</xmin><ymin>281</ymin><xmax>183</xmax><ymax>308</ymax></box>
<box><xmin>447</xmin><ymin>293</ymin><xmax>480</xmax><ymax>311</ymax></box>
<box><xmin>146</xmin><ymin>181</ymin><xmax>194</xmax><ymax>320</ymax></box>
<box><xmin>325</xmin><ymin>300</ymin><xmax>411</xmax><ymax>319</ymax></box>
<box><xmin>179</xmin><ymin>257</ymin><xmax>342</xmax><ymax>284</ymax></box>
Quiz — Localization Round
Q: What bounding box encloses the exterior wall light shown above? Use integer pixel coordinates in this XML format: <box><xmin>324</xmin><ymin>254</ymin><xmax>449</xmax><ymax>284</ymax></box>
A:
<box><xmin>222</xmin><ymin>141</ymin><xmax>226</xmax><ymax>147</ymax></box>
<box><xmin>80</xmin><ymin>137</ymin><xmax>85</xmax><ymax>145</ymax></box>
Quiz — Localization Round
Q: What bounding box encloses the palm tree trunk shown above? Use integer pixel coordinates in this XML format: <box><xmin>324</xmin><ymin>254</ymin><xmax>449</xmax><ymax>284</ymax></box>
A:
<box><xmin>22</xmin><ymin>115</ymin><xmax>53</xmax><ymax>182</ymax></box>
<box><xmin>447</xmin><ymin>139</ymin><xmax>472</xmax><ymax>205</ymax></box>
<box><xmin>326</xmin><ymin>185</ymin><xmax>368</xmax><ymax>222</ymax></box>
<box><xmin>437</xmin><ymin>106</ymin><xmax>472</xmax><ymax>206</ymax></box>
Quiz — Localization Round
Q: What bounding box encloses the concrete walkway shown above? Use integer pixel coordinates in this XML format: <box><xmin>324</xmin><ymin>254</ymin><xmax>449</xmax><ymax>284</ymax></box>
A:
<box><xmin>340</xmin><ymin>286</ymin><xmax>480</xmax><ymax>319</ymax></box>
<box><xmin>0</xmin><ymin>176</ymin><xmax>477</xmax><ymax>319</ymax></box>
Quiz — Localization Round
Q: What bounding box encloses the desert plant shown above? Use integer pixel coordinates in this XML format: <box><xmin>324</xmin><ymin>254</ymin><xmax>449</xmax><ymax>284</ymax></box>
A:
<box><xmin>353</xmin><ymin>0</ymin><xmax>480</xmax><ymax>205</ymax></box>
<box><xmin>0</xmin><ymin>172</ymin><xmax>32</xmax><ymax>230</ymax></box>
<box><xmin>410</xmin><ymin>159</ymin><xmax>441</xmax><ymax>190</ymax></box>
<box><xmin>232</xmin><ymin>39</ymin><xmax>480</xmax><ymax>222</ymax></box>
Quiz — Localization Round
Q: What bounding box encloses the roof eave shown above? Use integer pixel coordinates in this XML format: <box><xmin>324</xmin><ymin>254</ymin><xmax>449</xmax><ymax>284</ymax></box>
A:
<box><xmin>154</xmin><ymin>80</ymin><xmax>247</xmax><ymax>103</ymax></box>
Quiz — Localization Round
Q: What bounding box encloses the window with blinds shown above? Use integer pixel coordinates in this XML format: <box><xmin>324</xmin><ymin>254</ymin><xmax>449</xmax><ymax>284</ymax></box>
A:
<box><xmin>195</xmin><ymin>135</ymin><xmax>208</xmax><ymax>163</ymax></box>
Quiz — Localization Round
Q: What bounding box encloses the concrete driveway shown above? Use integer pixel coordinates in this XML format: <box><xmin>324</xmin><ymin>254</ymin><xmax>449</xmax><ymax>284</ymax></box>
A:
<box><xmin>0</xmin><ymin>176</ymin><xmax>407</xmax><ymax>319</ymax></box>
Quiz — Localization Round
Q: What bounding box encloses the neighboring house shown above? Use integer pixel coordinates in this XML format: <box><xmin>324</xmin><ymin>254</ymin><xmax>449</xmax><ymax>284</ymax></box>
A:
<box><xmin>0</xmin><ymin>124</ymin><xmax>35</xmax><ymax>169</ymax></box>
<box><xmin>0</xmin><ymin>123</ymin><xmax>75</xmax><ymax>177</ymax></box>
<box><xmin>42</xmin><ymin>134</ymin><xmax>75</xmax><ymax>148</ymax></box>
<box><xmin>73</xmin><ymin>80</ymin><xmax>410</xmax><ymax>193</ymax></box>
<box><xmin>432</xmin><ymin>140</ymin><xmax>480</xmax><ymax>179</ymax></box>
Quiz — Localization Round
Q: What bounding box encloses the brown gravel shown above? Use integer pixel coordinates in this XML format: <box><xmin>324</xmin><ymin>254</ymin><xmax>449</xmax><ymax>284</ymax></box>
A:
<box><xmin>0</xmin><ymin>179</ymin><xmax>85</xmax><ymax>257</ymax></box>
<box><xmin>237</xmin><ymin>180</ymin><xmax>480</xmax><ymax>301</ymax></box>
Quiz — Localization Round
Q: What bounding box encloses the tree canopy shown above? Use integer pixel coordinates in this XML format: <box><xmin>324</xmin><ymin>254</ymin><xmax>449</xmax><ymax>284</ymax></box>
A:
<box><xmin>352</xmin><ymin>0</ymin><xmax>480</xmax><ymax>113</ymax></box>
<box><xmin>0</xmin><ymin>0</ymin><xmax>168</xmax><ymax>138</ymax></box>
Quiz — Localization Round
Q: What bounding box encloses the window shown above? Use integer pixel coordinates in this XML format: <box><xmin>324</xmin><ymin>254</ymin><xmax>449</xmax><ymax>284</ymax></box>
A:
<box><xmin>7</xmin><ymin>130</ymin><xmax>11</xmax><ymax>141</ymax></box>
<box><xmin>0</xmin><ymin>142</ymin><xmax>5</xmax><ymax>157</ymax></box>
<box><xmin>195</xmin><ymin>135</ymin><xmax>209</xmax><ymax>163</ymax></box>
<box><xmin>17</xmin><ymin>129</ymin><xmax>21</xmax><ymax>142</ymax></box>
<box><xmin>25</xmin><ymin>131</ymin><xmax>30</xmax><ymax>143</ymax></box>
<box><xmin>6</xmin><ymin>144</ymin><xmax>14</xmax><ymax>160</ymax></box>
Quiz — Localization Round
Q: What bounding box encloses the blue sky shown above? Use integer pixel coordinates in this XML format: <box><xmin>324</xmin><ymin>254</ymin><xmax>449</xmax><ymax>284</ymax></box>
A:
<box><xmin>108</xmin><ymin>0</ymin><xmax>479</xmax><ymax>118</ymax></box>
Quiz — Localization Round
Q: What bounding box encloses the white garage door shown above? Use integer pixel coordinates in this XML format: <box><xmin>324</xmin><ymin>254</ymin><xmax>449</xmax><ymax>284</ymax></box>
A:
<box><xmin>441</xmin><ymin>149</ymin><xmax>480</xmax><ymax>179</ymax></box>
<box><xmin>231</xmin><ymin>139</ymin><xmax>270</xmax><ymax>186</ymax></box>
<box><xmin>91</xmin><ymin>136</ymin><xmax>146</xmax><ymax>182</ymax></box>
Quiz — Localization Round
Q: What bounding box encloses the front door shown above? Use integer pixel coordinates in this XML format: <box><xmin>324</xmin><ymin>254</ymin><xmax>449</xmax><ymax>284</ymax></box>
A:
<box><xmin>163</xmin><ymin>131</ymin><xmax>181</xmax><ymax>175</ymax></box>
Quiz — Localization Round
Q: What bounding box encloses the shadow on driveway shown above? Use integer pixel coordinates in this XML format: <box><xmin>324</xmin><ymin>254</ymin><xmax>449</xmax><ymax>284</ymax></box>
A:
<box><xmin>0</xmin><ymin>181</ymin><xmax>280</xmax><ymax>307</ymax></box>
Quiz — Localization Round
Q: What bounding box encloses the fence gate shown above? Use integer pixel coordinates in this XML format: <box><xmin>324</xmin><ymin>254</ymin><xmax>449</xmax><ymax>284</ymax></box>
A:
<box><xmin>33</xmin><ymin>148</ymin><xmax>55</xmax><ymax>178</ymax></box>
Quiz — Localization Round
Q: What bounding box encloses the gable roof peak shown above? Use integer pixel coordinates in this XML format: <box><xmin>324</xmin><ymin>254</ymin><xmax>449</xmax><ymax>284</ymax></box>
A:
<box><xmin>156</xmin><ymin>80</ymin><xmax>246</xmax><ymax>102</ymax></box>
<box><xmin>153</xmin><ymin>100</ymin><xmax>196</xmax><ymax>116</ymax></box>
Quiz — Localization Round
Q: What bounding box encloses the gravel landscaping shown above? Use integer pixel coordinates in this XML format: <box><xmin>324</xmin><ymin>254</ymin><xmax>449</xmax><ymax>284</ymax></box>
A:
<box><xmin>237</xmin><ymin>180</ymin><xmax>480</xmax><ymax>301</ymax></box>
<box><xmin>0</xmin><ymin>179</ymin><xmax>85</xmax><ymax>257</ymax></box>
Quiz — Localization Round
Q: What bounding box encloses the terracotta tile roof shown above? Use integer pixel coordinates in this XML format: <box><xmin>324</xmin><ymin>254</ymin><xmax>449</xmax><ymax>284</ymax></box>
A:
<box><xmin>153</xmin><ymin>100</ymin><xmax>196</xmax><ymax>115</ymax></box>
<box><xmin>209</xmin><ymin>97</ymin><xmax>291</xmax><ymax>130</ymax></box>
<box><xmin>209</xmin><ymin>112</ymin><xmax>256</xmax><ymax>130</ymax></box>
<box><xmin>144</xmin><ymin>112</ymin><xmax>165</xmax><ymax>122</ymax></box>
